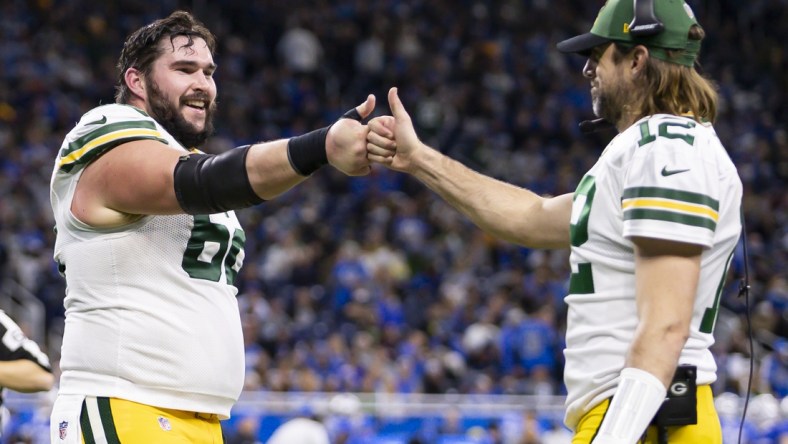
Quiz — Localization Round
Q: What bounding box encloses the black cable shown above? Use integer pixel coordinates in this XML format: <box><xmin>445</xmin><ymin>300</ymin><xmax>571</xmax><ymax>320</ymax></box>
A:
<box><xmin>736</xmin><ymin>214</ymin><xmax>753</xmax><ymax>444</ymax></box>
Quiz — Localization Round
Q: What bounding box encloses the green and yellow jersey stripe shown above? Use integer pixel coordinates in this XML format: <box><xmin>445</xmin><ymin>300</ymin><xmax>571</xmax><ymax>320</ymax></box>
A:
<box><xmin>621</xmin><ymin>187</ymin><xmax>719</xmax><ymax>231</ymax></box>
<box><xmin>58</xmin><ymin>121</ymin><xmax>168</xmax><ymax>173</ymax></box>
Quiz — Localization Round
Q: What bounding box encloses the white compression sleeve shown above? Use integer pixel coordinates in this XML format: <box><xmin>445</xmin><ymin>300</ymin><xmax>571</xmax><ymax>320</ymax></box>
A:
<box><xmin>591</xmin><ymin>367</ymin><xmax>667</xmax><ymax>444</ymax></box>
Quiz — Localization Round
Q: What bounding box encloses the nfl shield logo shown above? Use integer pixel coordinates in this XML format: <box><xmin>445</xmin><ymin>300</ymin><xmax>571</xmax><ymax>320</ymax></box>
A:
<box><xmin>158</xmin><ymin>416</ymin><xmax>172</xmax><ymax>431</ymax></box>
<box><xmin>58</xmin><ymin>421</ymin><xmax>69</xmax><ymax>440</ymax></box>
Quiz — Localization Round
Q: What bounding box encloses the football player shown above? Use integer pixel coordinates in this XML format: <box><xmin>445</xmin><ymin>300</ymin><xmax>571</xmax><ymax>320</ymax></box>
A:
<box><xmin>49</xmin><ymin>10</ymin><xmax>375</xmax><ymax>443</ymax></box>
<box><xmin>367</xmin><ymin>1</ymin><xmax>741</xmax><ymax>442</ymax></box>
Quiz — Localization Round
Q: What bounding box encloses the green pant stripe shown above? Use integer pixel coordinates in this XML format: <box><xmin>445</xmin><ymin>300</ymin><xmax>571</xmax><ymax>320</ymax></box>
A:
<box><xmin>80</xmin><ymin>400</ymin><xmax>97</xmax><ymax>444</ymax></box>
<box><xmin>97</xmin><ymin>397</ymin><xmax>122</xmax><ymax>444</ymax></box>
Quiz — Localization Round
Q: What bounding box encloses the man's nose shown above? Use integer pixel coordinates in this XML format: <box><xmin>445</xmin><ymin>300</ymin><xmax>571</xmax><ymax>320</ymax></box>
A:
<box><xmin>583</xmin><ymin>59</ymin><xmax>596</xmax><ymax>79</ymax></box>
<box><xmin>192</xmin><ymin>72</ymin><xmax>211</xmax><ymax>90</ymax></box>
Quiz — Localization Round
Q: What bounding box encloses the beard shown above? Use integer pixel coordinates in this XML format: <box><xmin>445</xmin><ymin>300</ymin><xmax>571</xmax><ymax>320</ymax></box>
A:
<box><xmin>592</xmin><ymin>79</ymin><xmax>629</xmax><ymax>125</ymax></box>
<box><xmin>146</xmin><ymin>79</ymin><xmax>216</xmax><ymax>148</ymax></box>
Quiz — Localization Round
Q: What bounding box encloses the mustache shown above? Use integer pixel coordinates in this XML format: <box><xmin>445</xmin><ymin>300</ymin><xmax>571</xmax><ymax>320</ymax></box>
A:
<box><xmin>180</xmin><ymin>93</ymin><xmax>213</xmax><ymax>105</ymax></box>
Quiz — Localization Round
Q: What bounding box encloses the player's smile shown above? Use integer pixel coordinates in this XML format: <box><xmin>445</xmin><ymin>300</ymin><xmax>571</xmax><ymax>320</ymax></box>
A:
<box><xmin>181</xmin><ymin>97</ymin><xmax>209</xmax><ymax>125</ymax></box>
<box><xmin>183</xmin><ymin>92</ymin><xmax>209</xmax><ymax>106</ymax></box>
<box><xmin>183</xmin><ymin>98</ymin><xmax>207</xmax><ymax>113</ymax></box>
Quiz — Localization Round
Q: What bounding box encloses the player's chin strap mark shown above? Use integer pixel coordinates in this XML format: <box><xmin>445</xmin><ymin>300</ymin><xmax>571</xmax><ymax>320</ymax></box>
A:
<box><xmin>173</xmin><ymin>145</ymin><xmax>264</xmax><ymax>215</ymax></box>
<box><xmin>287</xmin><ymin>106</ymin><xmax>366</xmax><ymax>176</ymax></box>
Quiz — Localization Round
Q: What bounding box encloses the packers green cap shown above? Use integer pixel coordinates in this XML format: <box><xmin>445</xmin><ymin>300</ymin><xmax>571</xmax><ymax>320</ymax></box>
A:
<box><xmin>557</xmin><ymin>0</ymin><xmax>701</xmax><ymax>66</ymax></box>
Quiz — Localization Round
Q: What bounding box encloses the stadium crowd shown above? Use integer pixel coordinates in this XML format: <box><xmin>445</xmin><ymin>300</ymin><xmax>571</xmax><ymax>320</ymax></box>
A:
<box><xmin>0</xmin><ymin>0</ymin><xmax>785</xmax><ymax>442</ymax></box>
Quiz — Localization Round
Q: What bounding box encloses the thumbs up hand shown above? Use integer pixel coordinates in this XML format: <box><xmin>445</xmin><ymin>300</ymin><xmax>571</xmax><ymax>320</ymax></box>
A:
<box><xmin>366</xmin><ymin>87</ymin><xmax>425</xmax><ymax>174</ymax></box>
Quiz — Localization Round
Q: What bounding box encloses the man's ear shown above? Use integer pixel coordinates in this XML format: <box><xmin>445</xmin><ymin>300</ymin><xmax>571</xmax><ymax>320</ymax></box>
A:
<box><xmin>125</xmin><ymin>67</ymin><xmax>145</xmax><ymax>100</ymax></box>
<box><xmin>631</xmin><ymin>45</ymin><xmax>650</xmax><ymax>75</ymax></box>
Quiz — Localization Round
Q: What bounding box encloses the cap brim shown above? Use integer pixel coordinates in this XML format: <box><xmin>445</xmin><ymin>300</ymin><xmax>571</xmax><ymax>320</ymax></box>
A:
<box><xmin>556</xmin><ymin>33</ymin><xmax>611</xmax><ymax>56</ymax></box>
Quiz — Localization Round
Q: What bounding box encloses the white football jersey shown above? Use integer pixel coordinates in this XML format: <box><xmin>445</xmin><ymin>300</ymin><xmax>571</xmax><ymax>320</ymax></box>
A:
<box><xmin>50</xmin><ymin>104</ymin><xmax>246</xmax><ymax>418</ymax></box>
<box><xmin>563</xmin><ymin>114</ymin><xmax>742</xmax><ymax>430</ymax></box>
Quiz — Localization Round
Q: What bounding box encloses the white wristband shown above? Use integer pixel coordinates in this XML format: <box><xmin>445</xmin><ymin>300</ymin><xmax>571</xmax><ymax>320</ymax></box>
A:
<box><xmin>591</xmin><ymin>367</ymin><xmax>667</xmax><ymax>444</ymax></box>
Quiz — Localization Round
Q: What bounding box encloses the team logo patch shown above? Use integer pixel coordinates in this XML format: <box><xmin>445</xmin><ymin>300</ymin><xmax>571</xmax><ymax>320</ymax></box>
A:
<box><xmin>158</xmin><ymin>416</ymin><xmax>172</xmax><ymax>431</ymax></box>
<box><xmin>670</xmin><ymin>381</ymin><xmax>689</xmax><ymax>396</ymax></box>
<box><xmin>59</xmin><ymin>421</ymin><xmax>69</xmax><ymax>440</ymax></box>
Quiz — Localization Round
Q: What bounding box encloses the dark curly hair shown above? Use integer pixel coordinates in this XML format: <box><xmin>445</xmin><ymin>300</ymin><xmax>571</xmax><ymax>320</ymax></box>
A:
<box><xmin>115</xmin><ymin>11</ymin><xmax>216</xmax><ymax>104</ymax></box>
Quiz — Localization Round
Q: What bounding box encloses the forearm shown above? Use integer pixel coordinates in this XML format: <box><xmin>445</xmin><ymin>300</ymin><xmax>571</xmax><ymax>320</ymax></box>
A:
<box><xmin>626</xmin><ymin>321</ymin><xmax>687</xmax><ymax>387</ymax></box>
<box><xmin>244</xmin><ymin>110</ymin><xmax>370</xmax><ymax>200</ymax></box>
<box><xmin>592</xmin><ymin>315</ymin><xmax>685</xmax><ymax>444</ymax></box>
<box><xmin>411</xmin><ymin>144</ymin><xmax>570</xmax><ymax>248</ymax></box>
<box><xmin>246</xmin><ymin>139</ymin><xmax>309</xmax><ymax>200</ymax></box>
<box><xmin>627</xmin><ymin>239</ymin><xmax>701</xmax><ymax>386</ymax></box>
<box><xmin>0</xmin><ymin>360</ymin><xmax>54</xmax><ymax>392</ymax></box>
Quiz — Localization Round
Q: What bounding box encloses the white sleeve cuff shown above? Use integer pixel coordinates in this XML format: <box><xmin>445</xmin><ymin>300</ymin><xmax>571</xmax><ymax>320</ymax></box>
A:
<box><xmin>591</xmin><ymin>367</ymin><xmax>667</xmax><ymax>444</ymax></box>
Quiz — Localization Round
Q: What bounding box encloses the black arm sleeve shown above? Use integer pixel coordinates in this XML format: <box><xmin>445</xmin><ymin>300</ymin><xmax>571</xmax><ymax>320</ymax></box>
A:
<box><xmin>173</xmin><ymin>145</ymin><xmax>265</xmax><ymax>215</ymax></box>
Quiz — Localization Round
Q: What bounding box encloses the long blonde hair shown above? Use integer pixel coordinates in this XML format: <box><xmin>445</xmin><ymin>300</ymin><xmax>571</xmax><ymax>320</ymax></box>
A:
<box><xmin>618</xmin><ymin>26</ymin><xmax>719</xmax><ymax>123</ymax></box>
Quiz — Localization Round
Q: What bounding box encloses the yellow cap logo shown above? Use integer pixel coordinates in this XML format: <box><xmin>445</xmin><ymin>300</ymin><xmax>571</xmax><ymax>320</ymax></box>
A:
<box><xmin>623</xmin><ymin>22</ymin><xmax>630</xmax><ymax>33</ymax></box>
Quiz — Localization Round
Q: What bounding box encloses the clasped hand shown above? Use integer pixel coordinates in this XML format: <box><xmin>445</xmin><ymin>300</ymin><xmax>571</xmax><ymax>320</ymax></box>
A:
<box><xmin>327</xmin><ymin>87</ymin><xmax>422</xmax><ymax>175</ymax></box>
<box><xmin>366</xmin><ymin>87</ymin><xmax>421</xmax><ymax>173</ymax></box>
<box><xmin>326</xmin><ymin>94</ymin><xmax>376</xmax><ymax>176</ymax></box>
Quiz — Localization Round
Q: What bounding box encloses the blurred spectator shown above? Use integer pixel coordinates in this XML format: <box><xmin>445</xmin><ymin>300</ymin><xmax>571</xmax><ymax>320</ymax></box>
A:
<box><xmin>277</xmin><ymin>15</ymin><xmax>324</xmax><ymax>75</ymax></box>
<box><xmin>226</xmin><ymin>415</ymin><xmax>263</xmax><ymax>444</ymax></box>
<box><xmin>266</xmin><ymin>416</ymin><xmax>329</xmax><ymax>444</ymax></box>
